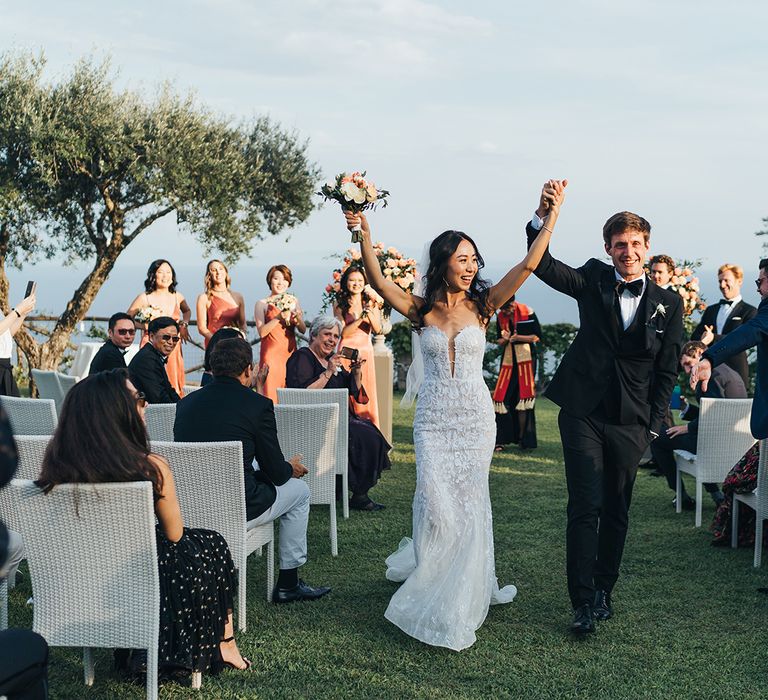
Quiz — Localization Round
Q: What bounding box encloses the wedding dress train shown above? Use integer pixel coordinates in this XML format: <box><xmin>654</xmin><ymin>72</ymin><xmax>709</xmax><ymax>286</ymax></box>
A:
<box><xmin>385</xmin><ymin>325</ymin><xmax>516</xmax><ymax>651</ymax></box>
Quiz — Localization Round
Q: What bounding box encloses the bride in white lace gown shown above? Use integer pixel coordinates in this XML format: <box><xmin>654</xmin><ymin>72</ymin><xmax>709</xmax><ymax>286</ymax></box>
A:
<box><xmin>344</xmin><ymin>180</ymin><xmax>566</xmax><ymax>650</ymax></box>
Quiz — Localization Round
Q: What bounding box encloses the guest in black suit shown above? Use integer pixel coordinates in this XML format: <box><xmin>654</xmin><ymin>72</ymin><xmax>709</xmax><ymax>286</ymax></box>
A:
<box><xmin>174</xmin><ymin>337</ymin><xmax>331</xmax><ymax>604</ymax></box>
<box><xmin>526</xmin><ymin>186</ymin><xmax>683</xmax><ymax>634</ymax></box>
<box><xmin>691</xmin><ymin>264</ymin><xmax>756</xmax><ymax>389</ymax></box>
<box><xmin>651</xmin><ymin>340</ymin><xmax>746</xmax><ymax>509</ymax></box>
<box><xmin>127</xmin><ymin>317</ymin><xmax>181</xmax><ymax>404</ymax></box>
<box><xmin>88</xmin><ymin>312</ymin><xmax>136</xmax><ymax>375</ymax></box>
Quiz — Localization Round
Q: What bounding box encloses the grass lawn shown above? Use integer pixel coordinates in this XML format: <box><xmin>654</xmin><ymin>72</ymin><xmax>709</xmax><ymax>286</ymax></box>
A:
<box><xmin>7</xmin><ymin>397</ymin><xmax>768</xmax><ymax>699</ymax></box>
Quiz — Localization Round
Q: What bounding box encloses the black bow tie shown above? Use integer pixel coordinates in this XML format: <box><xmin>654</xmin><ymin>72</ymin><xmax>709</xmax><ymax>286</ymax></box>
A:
<box><xmin>616</xmin><ymin>279</ymin><xmax>643</xmax><ymax>297</ymax></box>
<box><xmin>719</xmin><ymin>299</ymin><xmax>734</xmax><ymax>306</ymax></box>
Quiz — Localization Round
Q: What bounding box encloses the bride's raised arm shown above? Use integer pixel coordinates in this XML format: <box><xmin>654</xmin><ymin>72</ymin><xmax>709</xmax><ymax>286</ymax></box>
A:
<box><xmin>343</xmin><ymin>211</ymin><xmax>422</xmax><ymax>324</ymax></box>
<box><xmin>486</xmin><ymin>179</ymin><xmax>567</xmax><ymax>311</ymax></box>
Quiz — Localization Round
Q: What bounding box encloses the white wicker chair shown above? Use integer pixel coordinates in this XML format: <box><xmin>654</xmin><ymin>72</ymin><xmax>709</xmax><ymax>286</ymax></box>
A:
<box><xmin>9</xmin><ymin>478</ymin><xmax>185</xmax><ymax>699</ymax></box>
<box><xmin>143</xmin><ymin>403</ymin><xmax>177</xmax><ymax>442</ymax></box>
<box><xmin>732</xmin><ymin>438</ymin><xmax>768</xmax><ymax>566</ymax></box>
<box><xmin>150</xmin><ymin>441</ymin><xmax>274</xmax><ymax>632</ymax></box>
<box><xmin>0</xmin><ymin>436</ymin><xmax>51</xmax><ymax>542</ymax></box>
<box><xmin>674</xmin><ymin>398</ymin><xmax>754</xmax><ymax>527</ymax></box>
<box><xmin>274</xmin><ymin>403</ymin><xmax>339</xmax><ymax>556</ymax></box>
<box><xmin>0</xmin><ymin>397</ymin><xmax>57</xmax><ymax>436</ymax></box>
<box><xmin>277</xmin><ymin>388</ymin><xmax>349</xmax><ymax>519</ymax></box>
<box><xmin>30</xmin><ymin>369</ymin><xmax>76</xmax><ymax>411</ymax></box>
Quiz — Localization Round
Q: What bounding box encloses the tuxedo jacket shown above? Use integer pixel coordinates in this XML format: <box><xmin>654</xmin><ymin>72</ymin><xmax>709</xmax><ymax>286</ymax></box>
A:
<box><xmin>173</xmin><ymin>376</ymin><xmax>293</xmax><ymax>519</ymax></box>
<box><xmin>704</xmin><ymin>295</ymin><xmax>768</xmax><ymax>439</ymax></box>
<box><xmin>691</xmin><ymin>299</ymin><xmax>757</xmax><ymax>388</ymax></box>
<box><xmin>88</xmin><ymin>340</ymin><xmax>127</xmax><ymax>375</ymax></box>
<box><xmin>526</xmin><ymin>224</ymin><xmax>683</xmax><ymax>435</ymax></box>
<box><xmin>681</xmin><ymin>363</ymin><xmax>747</xmax><ymax>438</ymax></box>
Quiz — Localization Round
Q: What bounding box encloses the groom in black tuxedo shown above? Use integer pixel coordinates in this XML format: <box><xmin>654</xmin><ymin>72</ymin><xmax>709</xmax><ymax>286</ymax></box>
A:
<box><xmin>526</xmin><ymin>189</ymin><xmax>683</xmax><ymax>634</ymax></box>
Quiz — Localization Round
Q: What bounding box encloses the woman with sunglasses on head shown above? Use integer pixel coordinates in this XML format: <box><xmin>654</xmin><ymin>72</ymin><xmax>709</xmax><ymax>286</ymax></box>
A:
<box><xmin>37</xmin><ymin>368</ymin><xmax>251</xmax><ymax>675</ymax></box>
<box><xmin>196</xmin><ymin>260</ymin><xmax>246</xmax><ymax>348</ymax></box>
<box><xmin>128</xmin><ymin>259</ymin><xmax>191</xmax><ymax>398</ymax></box>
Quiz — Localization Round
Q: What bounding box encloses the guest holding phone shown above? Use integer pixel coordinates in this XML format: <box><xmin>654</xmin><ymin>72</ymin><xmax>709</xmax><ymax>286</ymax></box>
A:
<box><xmin>0</xmin><ymin>283</ymin><xmax>37</xmax><ymax>397</ymax></box>
<box><xmin>286</xmin><ymin>315</ymin><xmax>390</xmax><ymax>511</ymax></box>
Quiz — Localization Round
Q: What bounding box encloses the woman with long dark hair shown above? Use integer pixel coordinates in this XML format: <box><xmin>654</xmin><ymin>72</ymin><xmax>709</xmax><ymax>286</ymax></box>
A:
<box><xmin>333</xmin><ymin>266</ymin><xmax>381</xmax><ymax>427</ymax></box>
<box><xmin>128</xmin><ymin>259</ymin><xmax>191</xmax><ymax>397</ymax></box>
<box><xmin>38</xmin><ymin>369</ymin><xmax>251</xmax><ymax>674</ymax></box>
<box><xmin>344</xmin><ymin>179</ymin><xmax>566</xmax><ymax>650</ymax></box>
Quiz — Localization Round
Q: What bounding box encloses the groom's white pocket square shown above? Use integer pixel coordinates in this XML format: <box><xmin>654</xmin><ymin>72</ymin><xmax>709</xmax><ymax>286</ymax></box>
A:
<box><xmin>732</xmin><ymin>317</ymin><xmax>742</xmax><ymax>321</ymax></box>
<box><xmin>655</xmin><ymin>329</ymin><xmax>664</xmax><ymax>334</ymax></box>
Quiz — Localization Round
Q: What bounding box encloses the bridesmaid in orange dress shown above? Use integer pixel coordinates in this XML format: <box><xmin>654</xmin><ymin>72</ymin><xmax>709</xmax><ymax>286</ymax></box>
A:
<box><xmin>196</xmin><ymin>259</ymin><xmax>246</xmax><ymax>347</ymax></box>
<box><xmin>254</xmin><ymin>264</ymin><xmax>306</xmax><ymax>403</ymax></box>
<box><xmin>128</xmin><ymin>259</ymin><xmax>191</xmax><ymax>397</ymax></box>
<box><xmin>333</xmin><ymin>266</ymin><xmax>382</xmax><ymax>428</ymax></box>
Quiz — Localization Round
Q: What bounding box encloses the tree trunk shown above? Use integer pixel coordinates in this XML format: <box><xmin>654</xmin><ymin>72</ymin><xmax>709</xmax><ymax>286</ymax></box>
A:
<box><xmin>14</xmin><ymin>239</ymin><xmax>126</xmax><ymax>370</ymax></box>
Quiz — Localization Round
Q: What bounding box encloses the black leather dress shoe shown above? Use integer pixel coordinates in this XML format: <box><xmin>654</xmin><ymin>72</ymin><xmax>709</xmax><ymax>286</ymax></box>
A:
<box><xmin>570</xmin><ymin>604</ymin><xmax>595</xmax><ymax>634</ymax></box>
<box><xmin>593</xmin><ymin>590</ymin><xmax>613</xmax><ymax>621</ymax></box>
<box><xmin>272</xmin><ymin>580</ymin><xmax>331</xmax><ymax>604</ymax></box>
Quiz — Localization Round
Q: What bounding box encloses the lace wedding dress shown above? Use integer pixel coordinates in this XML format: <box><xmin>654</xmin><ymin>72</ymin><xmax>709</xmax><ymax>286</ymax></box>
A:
<box><xmin>385</xmin><ymin>325</ymin><xmax>517</xmax><ymax>651</ymax></box>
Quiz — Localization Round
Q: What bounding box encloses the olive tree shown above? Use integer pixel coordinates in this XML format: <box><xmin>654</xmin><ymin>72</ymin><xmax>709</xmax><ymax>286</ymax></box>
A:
<box><xmin>0</xmin><ymin>53</ymin><xmax>320</xmax><ymax>370</ymax></box>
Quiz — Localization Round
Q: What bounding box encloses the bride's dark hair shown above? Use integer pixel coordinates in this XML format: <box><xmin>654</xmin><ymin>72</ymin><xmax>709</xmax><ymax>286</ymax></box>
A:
<box><xmin>418</xmin><ymin>230</ymin><xmax>492</xmax><ymax>325</ymax></box>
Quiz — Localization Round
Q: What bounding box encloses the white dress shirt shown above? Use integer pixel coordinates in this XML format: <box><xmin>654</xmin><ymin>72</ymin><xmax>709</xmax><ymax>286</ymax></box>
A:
<box><xmin>716</xmin><ymin>294</ymin><xmax>741</xmax><ymax>335</ymax></box>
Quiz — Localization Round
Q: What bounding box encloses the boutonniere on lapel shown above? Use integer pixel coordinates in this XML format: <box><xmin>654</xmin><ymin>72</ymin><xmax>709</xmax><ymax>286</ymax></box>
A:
<box><xmin>647</xmin><ymin>303</ymin><xmax>667</xmax><ymax>328</ymax></box>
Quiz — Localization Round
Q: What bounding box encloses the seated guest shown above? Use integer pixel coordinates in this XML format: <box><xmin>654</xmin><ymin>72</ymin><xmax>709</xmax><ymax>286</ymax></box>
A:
<box><xmin>89</xmin><ymin>312</ymin><xmax>136</xmax><ymax>375</ymax></box>
<box><xmin>286</xmin><ymin>315</ymin><xmax>391</xmax><ymax>512</ymax></box>
<box><xmin>37</xmin><ymin>369</ymin><xmax>250</xmax><ymax>673</ymax></box>
<box><xmin>651</xmin><ymin>340</ymin><xmax>747</xmax><ymax>510</ymax></box>
<box><xmin>174</xmin><ymin>338</ymin><xmax>330</xmax><ymax>604</ymax></box>
<box><xmin>201</xmin><ymin>327</ymin><xmax>245</xmax><ymax>387</ymax></box>
<box><xmin>128</xmin><ymin>317</ymin><xmax>181</xmax><ymax>404</ymax></box>
<box><xmin>711</xmin><ymin>442</ymin><xmax>762</xmax><ymax>546</ymax></box>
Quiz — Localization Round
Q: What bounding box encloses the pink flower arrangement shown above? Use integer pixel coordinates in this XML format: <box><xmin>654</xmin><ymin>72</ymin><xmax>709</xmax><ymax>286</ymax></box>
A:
<box><xmin>322</xmin><ymin>243</ymin><xmax>418</xmax><ymax>316</ymax></box>
<box><xmin>317</xmin><ymin>171</ymin><xmax>390</xmax><ymax>242</ymax></box>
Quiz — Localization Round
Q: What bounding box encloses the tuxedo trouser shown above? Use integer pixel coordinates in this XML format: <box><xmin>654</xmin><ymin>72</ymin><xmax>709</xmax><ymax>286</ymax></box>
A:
<box><xmin>247</xmin><ymin>478</ymin><xmax>309</xmax><ymax>570</ymax></box>
<box><xmin>0</xmin><ymin>629</ymin><xmax>49</xmax><ymax>700</ymax></box>
<box><xmin>558</xmin><ymin>409</ymin><xmax>648</xmax><ymax>608</ymax></box>
<box><xmin>650</xmin><ymin>425</ymin><xmax>719</xmax><ymax>495</ymax></box>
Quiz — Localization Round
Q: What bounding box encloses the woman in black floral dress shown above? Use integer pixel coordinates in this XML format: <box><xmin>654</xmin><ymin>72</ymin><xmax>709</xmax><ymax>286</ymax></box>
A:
<box><xmin>38</xmin><ymin>369</ymin><xmax>250</xmax><ymax>673</ymax></box>
<box><xmin>711</xmin><ymin>442</ymin><xmax>766</xmax><ymax>547</ymax></box>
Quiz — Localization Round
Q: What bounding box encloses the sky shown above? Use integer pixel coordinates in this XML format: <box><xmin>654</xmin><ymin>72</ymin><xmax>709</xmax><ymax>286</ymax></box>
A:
<box><xmin>1</xmin><ymin>0</ymin><xmax>767</xmax><ymax>322</ymax></box>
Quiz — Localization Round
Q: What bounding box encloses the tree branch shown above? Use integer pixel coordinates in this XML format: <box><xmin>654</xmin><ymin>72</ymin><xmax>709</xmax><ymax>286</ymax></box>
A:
<box><xmin>124</xmin><ymin>206</ymin><xmax>175</xmax><ymax>243</ymax></box>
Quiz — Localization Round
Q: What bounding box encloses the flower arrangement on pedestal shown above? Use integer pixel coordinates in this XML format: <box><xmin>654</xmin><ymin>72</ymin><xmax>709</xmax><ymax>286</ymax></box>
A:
<box><xmin>322</xmin><ymin>244</ymin><xmax>418</xmax><ymax>333</ymax></box>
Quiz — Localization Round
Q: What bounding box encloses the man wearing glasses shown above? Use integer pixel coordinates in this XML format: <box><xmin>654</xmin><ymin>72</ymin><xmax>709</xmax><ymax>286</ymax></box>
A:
<box><xmin>88</xmin><ymin>312</ymin><xmax>137</xmax><ymax>375</ymax></box>
<box><xmin>128</xmin><ymin>316</ymin><xmax>182</xmax><ymax>404</ymax></box>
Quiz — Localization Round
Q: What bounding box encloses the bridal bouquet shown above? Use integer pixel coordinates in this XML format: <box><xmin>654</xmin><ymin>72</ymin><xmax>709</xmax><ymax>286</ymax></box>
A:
<box><xmin>318</xmin><ymin>171</ymin><xmax>390</xmax><ymax>242</ymax></box>
<box><xmin>363</xmin><ymin>284</ymin><xmax>384</xmax><ymax>308</ymax></box>
<box><xmin>272</xmin><ymin>292</ymin><xmax>298</xmax><ymax>313</ymax></box>
<box><xmin>133</xmin><ymin>305</ymin><xmax>163</xmax><ymax>325</ymax></box>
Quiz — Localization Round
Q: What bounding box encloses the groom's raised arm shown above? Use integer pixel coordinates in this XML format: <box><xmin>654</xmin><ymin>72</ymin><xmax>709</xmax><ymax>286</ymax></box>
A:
<box><xmin>525</xmin><ymin>217</ymin><xmax>587</xmax><ymax>299</ymax></box>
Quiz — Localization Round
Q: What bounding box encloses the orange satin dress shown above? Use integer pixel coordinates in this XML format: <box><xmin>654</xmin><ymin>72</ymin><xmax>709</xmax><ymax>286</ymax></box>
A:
<box><xmin>259</xmin><ymin>303</ymin><xmax>297</xmax><ymax>403</ymax></box>
<box><xmin>140</xmin><ymin>295</ymin><xmax>185</xmax><ymax>397</ymax></box>
<box><xmin>342</xmin><ymin>311</ymin><xmax>379</xmax><ymax>428</ymax></box>
<box><xmin>204</xmin><ymin>295</ymin><xmax>241</xmax><ymax>347</ymax></box>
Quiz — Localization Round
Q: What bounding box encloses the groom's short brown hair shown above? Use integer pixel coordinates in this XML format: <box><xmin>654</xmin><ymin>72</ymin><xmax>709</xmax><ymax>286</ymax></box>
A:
<box><xmin>603</xmin><ymin>212</ymin><xmax>651</xmax><ymax>246</ymax></box>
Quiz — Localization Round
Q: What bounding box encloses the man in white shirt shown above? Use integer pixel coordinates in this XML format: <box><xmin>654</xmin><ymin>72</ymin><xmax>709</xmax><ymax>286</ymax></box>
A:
<box><xmin>691</xmin><ymin>264</ymin><xmax>756</xmax><ymax>389</ymax></box>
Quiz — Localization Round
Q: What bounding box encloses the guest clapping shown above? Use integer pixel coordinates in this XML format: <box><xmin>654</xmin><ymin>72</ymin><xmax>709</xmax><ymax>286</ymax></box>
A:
<box><xmin>286</xmin><ymin>315</ymin><xmax>391</xmax><ymax>512</ymax></box>
<box><xmin>89</xmin><ymin>312</ymin><xmax>136</xmax><ymax>375</ymax></box>
<box><xmin>254</xmin><ymin>265</ymin><xmax>305</xmax><ymax>403</ymax></box>
<box><xmin>196</xmin><ymin>260</ymin><xmax>246</xmax><ymax>346</ymax></box>
<box><xmin>0</xmin><ymin>288</ymin><xmax>36</xmax><ymax>397</ymax></box>
<box><xmin>128</xmin><ymin>317</ymin><xmax>182</xmax><ymax>404</ymax></box>
<box><xmin>38</xmin><ymin>369</ymin><xmax>251</xmax><ymax>673</ymax></box>
<box><xmin>128</xmin><ymin>259</ymin><xmax>191</xmax><ymax>397</ymax></box>
<box><xmin>333</xmin><ymin>267</ymin><xmax>381</xmax><ymax>428</ymax></box>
